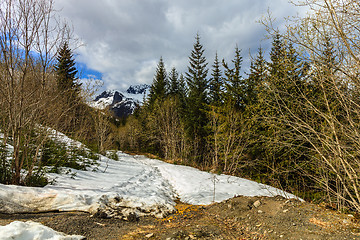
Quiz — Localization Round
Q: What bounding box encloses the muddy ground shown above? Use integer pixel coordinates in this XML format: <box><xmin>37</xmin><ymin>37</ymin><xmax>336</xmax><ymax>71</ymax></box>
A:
<box><xmin>1</xmin><ymin>196</ymin><xmax>360</xmax><ymax>239</ymax></box>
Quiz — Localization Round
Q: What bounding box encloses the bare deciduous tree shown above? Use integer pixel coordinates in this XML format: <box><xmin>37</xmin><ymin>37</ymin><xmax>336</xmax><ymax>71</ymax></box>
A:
<box><xmin>0</xmin><ymin>0</ymin><xmax>73</xmax><ymax>185</ymax></box>
<box><xmin>263</xmin><ymin>0</ymin><xmax>360</xmax><ymax>211</ymax></box>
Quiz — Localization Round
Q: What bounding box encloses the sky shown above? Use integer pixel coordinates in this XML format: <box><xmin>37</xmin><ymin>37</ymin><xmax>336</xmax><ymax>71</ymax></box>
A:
<box><xmin>55</xmin><ymin>0</ymin><xmax>306</xmax><ymax>92</ymax></box>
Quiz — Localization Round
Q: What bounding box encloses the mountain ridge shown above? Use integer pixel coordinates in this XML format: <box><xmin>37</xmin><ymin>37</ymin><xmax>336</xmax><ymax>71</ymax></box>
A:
<box><xmin>91</xmin><ymin>84</ymin><xmax>150</xmax><ymax>118</ymax></box>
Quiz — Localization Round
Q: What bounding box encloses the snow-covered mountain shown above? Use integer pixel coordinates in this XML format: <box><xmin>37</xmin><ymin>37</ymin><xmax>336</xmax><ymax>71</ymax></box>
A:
<box><xmin>91</xmin><ymin>84</ymin><xmax>150</xmax><ymax>118</ymax></box>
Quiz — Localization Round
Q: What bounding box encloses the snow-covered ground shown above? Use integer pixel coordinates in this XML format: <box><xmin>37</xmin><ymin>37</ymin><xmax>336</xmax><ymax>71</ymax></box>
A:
<box><xmin>0</xmin><ymin>130</ymin><xmax>301</xmax><ymax>239</ymax></box>
<box><xmin>0</xmin><ymin>221</ymin><xmax>84</xmax><ymax>240</ymax></box>
<box><xmin>0</xmin><ymin>152</ymin><xmax>301</xmax><ymax>218</ymax></box>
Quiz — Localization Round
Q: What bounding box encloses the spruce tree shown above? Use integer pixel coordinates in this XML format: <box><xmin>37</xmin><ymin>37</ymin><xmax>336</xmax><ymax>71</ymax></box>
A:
<box><xmin>185</xmin><ymin>34</ymin><xmax>209</xmax><ymax>163</ymax></box>
<box><xmin>177</xmin><ymin>73</ymin><xmax>187</xmax><ymax>110</ymax></box>
<box><xmin>148</xmin><ymin>57</ymin><xmax>168</xmax><ymax>105</ymax></box>
<box><xmin>209</xmin><ymin>52</ymin><xmax>223</xmax><ymax>105</ymax></box>
<box><xmin>223</xmin><ymin>46</ymin><xmax>244</xmax><ymax>110</ymax></box>
<box><xmin>245</xmin><ymin>47</ymin><xmax>267</xmax><ymax>106</ymax></box>
<box><xmin>169</xmin><ymin>67</ymin><xmax>179</xmax><ymax>96</ymax></box>
<box><xmin>267</xmin><ymin>34</ymin><xmax>287</xmax><ymax>89</ymax></box>
<box><xmin>55</xmin><ymin>42</ymin><xmax>80</xmax><ymax>96</ymax></box>
<box><xmin>178</xmin><ymin>74</ymin><xmax>187</xmax><ymax>99</ymax></box>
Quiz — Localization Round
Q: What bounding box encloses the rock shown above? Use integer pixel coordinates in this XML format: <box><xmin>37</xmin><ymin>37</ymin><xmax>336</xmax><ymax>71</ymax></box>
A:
<box><xmin>283</xmin><ymin>209</ymin><xmax>289</xmax><ymax>213</ymax></box>
<box><xmin>253</xmin><ymin>200</ymin><xmax>262</xmax><ymax>208</ymax></box>
<box><xmin>127</xmin><ymin>212</ymin><xmax>138</xmax><ymax>222</ymax></box>
<box><xmin>258</xmin><ymin>210</ymin><xmax>264</xmax><ymax>214</ymax></box>
<box><xmin>145</xmin><ymin>233</ymin><xmax>154</xmax><ymax>238</ymax></box>
<box><xmin>172</xmin><ymin>230</ymin><xmax>188</xmax><ymax>238</ymax></box>
<box><xmin>93</xmin><ymin>210</ymin><xmax>110</xmax><ymax>219</ymax></box>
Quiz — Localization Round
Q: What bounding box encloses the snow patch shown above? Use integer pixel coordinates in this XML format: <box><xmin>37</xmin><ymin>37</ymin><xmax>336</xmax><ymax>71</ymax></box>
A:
<box><xmin>135</xmin><ymin>155</ymin><xmax>301</xmax><ymax>205</ymax></box>
<box><xmin>0</xmin><ymin>221</ymin><xmax>84</xmax><ymax>240</ymax></box>
<box><xmin>0</xmin><ymin>153</ymin><xmax>176</xmax><ymax>219</ymax></box>
<box><xmin>0</xmin><ymin>150</ymin><xmax>301</xmax><ymax>221</ymax></box>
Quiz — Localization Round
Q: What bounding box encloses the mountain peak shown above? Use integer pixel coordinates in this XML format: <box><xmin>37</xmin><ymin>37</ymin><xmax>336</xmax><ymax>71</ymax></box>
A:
<box><xmin>126</xmin><ymin>84</ymin><xmax>150</xmax><ymax>94</ymax></box>
<box><xmin>91</xmin><ymin>84</ymin><xmax>150</xmax><ymax>118</ymax></box>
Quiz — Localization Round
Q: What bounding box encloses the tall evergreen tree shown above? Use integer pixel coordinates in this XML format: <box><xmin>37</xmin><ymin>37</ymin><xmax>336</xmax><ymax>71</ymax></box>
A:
<box><xmin>209</xmin><ymin>52</ymin><xmax>223</xmax><ymax>105</ymax></box>
<box><xmin>223</xmin><ymin>46</ymin><xmax>244</xmax><ymax>110</ymax></box>
<box><xmin>178</xmin><ymin>74</ymin><xmax>187</xmax><ymax>99</ymax></box>
<box><xmin>176</xmin><ymin>73</ymin><xmax>187</xmax><ymax>110</ymax></box>
<box><xmin>245</xmin><ymin>47</ymin><xmax>267</xmax><ymax>106</ymax></box>
<box><xmin>267</xmin><ymin>34</ymin><xmax>287</xmax><ymax>89</ymax></box>
<box><xmin>55</xmin><ymin>42</ymin><xmax>80</xmax><ymax>96</ymax></box>
<box><xmin>169</xmin><ymin>67</ymin><xmax>179</xmax><ymax>96</ymax></box>
<box><xmin>148</xmin><ymin>57</ymin><xmax>168</xmax><ymax>105</ymax></box>
<box><xmin>185</xmin><ymin>34</ymin><xmax>209</xmax><ymax>163</ymax></box>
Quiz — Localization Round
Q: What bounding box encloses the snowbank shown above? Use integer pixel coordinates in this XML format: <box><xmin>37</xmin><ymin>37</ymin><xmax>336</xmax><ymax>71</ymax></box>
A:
<box><xmin>0</xmin><ymin>151</ymin><xmax>301</xmax><ymax>220</ymax></box>
<box><xmin>0</xmin><ymin>221</ymin><xmax>84</xmax><ymax>240</ymax></box>
<box><xmin>0</xmin><ymin>153</ymin><xmax>176</xmax><ymax>219</ymax></box>
<box><xmin>0</xmin><ymin>149</ymin><xmax>303</xmax><ymax>239</ymax></box>
<box><xmin>135</xmin><ymin>155</ymin><xmax>301</xmax><ymax>205</ymax></box>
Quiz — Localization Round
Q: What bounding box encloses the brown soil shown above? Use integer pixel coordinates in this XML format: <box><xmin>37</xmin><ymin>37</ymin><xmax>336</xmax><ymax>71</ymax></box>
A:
<box><xmin>1</xmin><ymin>196</ymin><xmax>360</xmax><ymax>240</ymax></box>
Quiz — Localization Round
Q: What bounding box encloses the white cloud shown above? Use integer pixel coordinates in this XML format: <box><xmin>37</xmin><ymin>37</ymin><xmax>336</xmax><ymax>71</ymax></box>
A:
<box><xmin>56</xmin><ymin>0</ymin><xmax>302</xmax><ymax>91</ymax></box>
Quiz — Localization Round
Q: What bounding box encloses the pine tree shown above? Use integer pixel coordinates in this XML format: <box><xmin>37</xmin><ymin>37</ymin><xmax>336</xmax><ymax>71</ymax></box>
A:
<box><xmin>185</xmin><ymin>33</ymin><xmax>209</xmax><ymax>163</ymax></box>
<box><xmin>176</xmin><ymin>73</ymin><xmax>187</xmax><ymax>111</ymax></box>
<box><xmin>245</xmin><ymin>47</ymin><xmax>267</xmax><ymax>106</ymax></box>
<box><xmin>209</xmin><ymin>52</ymin><xmax>223</xmax><ymax>105</ymax></box>
<box><xmin>169</xmin><ymin>67</ymin><xmax>179</xmax><ymax>96</ymax></box>
<box><xmin>267</xmin><ymin>34</ymin><xmax>287</xmax><ymax>90</ymax></box>
<box><xmin>178</xmin><ymin>74</ymin><xmax>187</xmax><ymax>99</ymax></box>
<box><xmin>55</xmin><ymin>42</ymin><xmax>80</xmax><ymax>96</ymax></box>
<box><xmin>148</xmin><ymin>57</ymin><xmax>168</xmax><ymax>105</ymax></box>
<box><xmin>310</xmin><ymin>36</ymin><xmax>341</xmax><ymax>120</ymax></box>
<box><xmin>261</xmin><ymin>35</ymin><xmax>311</xmax><ymax>189</ymax></box>
<box><xmin>223</xmin><ymin>46</ymin><xmax>243</xmax><ymax>110</ymax></box>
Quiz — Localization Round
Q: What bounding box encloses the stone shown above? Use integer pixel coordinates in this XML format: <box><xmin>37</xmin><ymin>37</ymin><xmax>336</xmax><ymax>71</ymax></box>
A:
<box><xmin>127</xmin><ymin>212</ymin><xmax>138</xmax><ymax>222</ymax></box>
<box><xmin>145</xmin><ymin>233</ymin><xmax>154</xmax><ymax>238</ymax></box>
<box><xmin>253</xmin><ymin>200</ymin><xmax>262</xmax><ymax>208</ymax></box>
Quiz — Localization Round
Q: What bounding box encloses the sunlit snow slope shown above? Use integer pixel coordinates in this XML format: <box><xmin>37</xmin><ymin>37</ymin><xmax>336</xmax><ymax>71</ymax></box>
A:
<box><xmin>0</xmin><ymin>130</ymin><xmax>301</xmax><ymax>221</ymax></box>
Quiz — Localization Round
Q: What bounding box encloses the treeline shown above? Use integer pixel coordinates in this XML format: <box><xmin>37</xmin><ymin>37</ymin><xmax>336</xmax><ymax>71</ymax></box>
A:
<box><xmin>118</xmin><ymin>34</ymin><xmax>312</xmax><ymax>195</ymax></box>
<box><xmin>117</xmin><ymin>1</ymin><xmax>360</xmax><ymax>212</ymax></box>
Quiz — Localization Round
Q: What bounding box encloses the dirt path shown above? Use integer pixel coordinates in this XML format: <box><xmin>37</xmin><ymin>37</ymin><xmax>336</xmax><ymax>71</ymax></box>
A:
<box><xmin>1</xmin><ymin>196</ymin><xmax>359</xmax><ymax>239</ymax></box>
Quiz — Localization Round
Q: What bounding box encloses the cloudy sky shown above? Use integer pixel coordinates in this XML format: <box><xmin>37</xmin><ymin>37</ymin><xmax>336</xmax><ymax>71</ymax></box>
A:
<box><xmin>55</xmin><ymin>0</ymin><xmax>305</xmax><ymax>92</ymax></box>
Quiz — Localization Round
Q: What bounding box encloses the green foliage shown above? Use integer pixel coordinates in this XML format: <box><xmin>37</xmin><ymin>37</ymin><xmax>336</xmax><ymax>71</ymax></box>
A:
<box><xmin>24</xmin><ymin>173</ymin><xmax>49</xmax><ymax>187</ymax></box>
<box><xmin>55</xmin><ymin>42</ymin><xmax>81</xmax><ymax>95</ymax></box>
<box><xmin>169</xmin><ymin>67</ymin><xmax>180</xmax><ymax>96</ymax></box>
<box><xmin>106</xmin><ymin>150</ymin><xmax>119</xmax><ymax>161</ymax></box>
<box><xmin>245</xmin><ymin>47</ymin><xmax>267</xmax><ymax>106</ymax></box>
<box><xmin>223</xmin><ymin>46</ymin><xmax>244</xmax><ymax>110</ymax></box>
<box><xmin>209</xmin><ymin>52</ymin><xmax>223</xmax><ymax>106</ymax></box>
<box><xmin>118</xmin><ymin>29</ymin><xmax>360</xmax><ymax>212</ymax></box>
<box><xmin>41</xmin><ymin>139</ymin><xmax>99</xmax><ymax>174</ymax></box>
<box><xmin>0</xmin><ymin>143</ymin><xmax>11</xmax><ymax>184</ymax></box>
<box><xmin>148</xmin><ymin>57</ymin><xmax>168</xmax><ymax>106</ymax></box>
<box><xmin>185</xmin><ymin>34</ymin><xmax>210</xmax><ymax>163</ymax></box>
